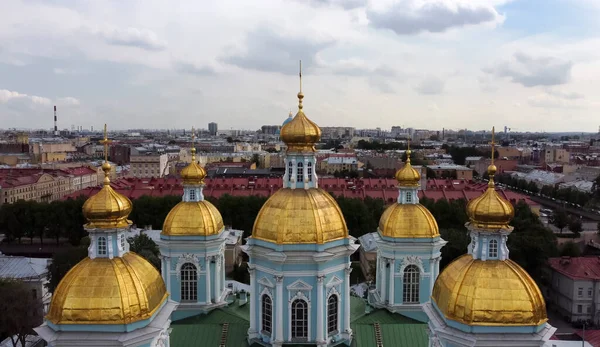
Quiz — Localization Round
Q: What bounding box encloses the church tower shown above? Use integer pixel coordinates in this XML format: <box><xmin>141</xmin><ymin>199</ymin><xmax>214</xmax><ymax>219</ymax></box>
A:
<box><xmin>158</xmin><ymin>128</ymin><xmax>229</xmax><ymax>321</ymax></box>
<box><xmin>424</xmin><ymin>127</ymin><xmax>556</xmax><ymax>347</ymax></box>
<box><xmin>368</xmin><ymin>145</ymin><xmax>446</xmax><ymax>322</ymax></box>
<box><xmin>36</xmin><ymin>125</ymin><xmax>176</xmax><ymax>347</ymax></box>
<box><xmin>243</xmin><ymin>62</ymin><xmax>359</xmax><ymax>347</ymax></box>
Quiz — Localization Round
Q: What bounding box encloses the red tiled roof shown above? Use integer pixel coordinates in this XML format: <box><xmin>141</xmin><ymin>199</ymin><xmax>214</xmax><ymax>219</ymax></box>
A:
<box><xmin>575</xmin><ymin>329</ymin><xmax>600</xmax><ymax>347</ymax></box>
<box><xmin>548</xmin><ymin>257</ymin><xmax>600</xmax><ymax>280</ymax></box>
<box><xmin>64</xmin><ymin>177</ymin><xmax>538</xmax><ymax>208</ymax></box>
<box><xmin>62</xmin><ymin>167</ymin><xmax>96</xmax><ymax>176</ymax></box>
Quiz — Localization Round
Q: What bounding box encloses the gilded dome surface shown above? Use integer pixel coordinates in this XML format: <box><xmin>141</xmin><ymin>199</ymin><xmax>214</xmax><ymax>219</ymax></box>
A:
<box><xmin>432</xmin><ymin>254</ymin><xmax>547</xmax><ymax>326</ymax></box>
<box><xmin>395</xmin><ymin>153</ymin><xmax>421</xmax><ymax>187</ymax></box>
<box><xmin>82</xmin><ymin>164</ymin><xmax>132</xmax><ymax>229</ymax></box>
<box><xmin>46</xmin><ymin>252</ymin><xmax>167</xmax><ymax>325</ymax></box>
<box><xmin>162</xmin><ymin>200</ymin><xmax>224</xmax><ymax>236</ymax></box>
<box><xmin>181</xmin><ymin>145</ymin><xmax>206</xmax><ymax>185</ymax></box>
<box><xmin>379</xmin><ymin>203</ymin><xmax>439</xmax><ymax>238</ymax></box>
<box><xmin>252</xmin><ymin>188</ymin><xmax>348</xmax><ymax>244</ymax></box>
<box><xmin>280</xmin><ymin>92</ymin><xmax>321</xmax><ymax>152</ymax></box>
<box><xmin>466</xmin><ymin>165</ymin><xmax>514</xmax><ymax>230</ymax></box>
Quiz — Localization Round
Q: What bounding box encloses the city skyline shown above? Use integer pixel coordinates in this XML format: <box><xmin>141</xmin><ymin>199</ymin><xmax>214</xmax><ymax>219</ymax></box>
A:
<box><xmin>1</xmin><ymin>0</ymin><xmax>600</xmax><ymax>132</ymax></box>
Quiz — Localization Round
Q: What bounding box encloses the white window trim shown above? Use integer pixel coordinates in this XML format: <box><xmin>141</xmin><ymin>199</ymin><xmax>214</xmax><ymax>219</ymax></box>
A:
<box><xmin>259</xmin><ymin>290</ymin><xmax>273</xmax><ymax>336</ymax></box>
<box><xmin>326</xmin><ymin>292</ymin><xmax>340</xmax><ymax>336</ymax></box>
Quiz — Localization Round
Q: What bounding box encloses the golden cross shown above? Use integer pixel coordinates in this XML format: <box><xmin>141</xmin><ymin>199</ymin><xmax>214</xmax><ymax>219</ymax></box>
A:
<box><xmin>191</xmin><ymin>126</ymin><xmax>195</xmax><ymax>146</ymax></box>
<box><xmin>299</xmin><ymin>60</ymin><xmax>302</xmax><ymax>93</ymax></box>
<box><xmin>489</xmin><ymin>126</ymin><xmax>496</xmax><ymax>165</ymax></box>
<box><xmin>407</xmin><ymin>138</ymin><xmax>411</xmax><ymax>151</ymax></box>
<box><xmin>99</xmin><ymin>124</ymin><xmax>112</xmax><ymax>163</ymax></box>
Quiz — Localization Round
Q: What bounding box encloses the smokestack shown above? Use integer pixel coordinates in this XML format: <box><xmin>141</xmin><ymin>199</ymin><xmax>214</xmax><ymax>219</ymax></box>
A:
<box><xmin>53</xmin><ymin>105</ymin><xmax>58</xmax><ymax>136</ymax></box>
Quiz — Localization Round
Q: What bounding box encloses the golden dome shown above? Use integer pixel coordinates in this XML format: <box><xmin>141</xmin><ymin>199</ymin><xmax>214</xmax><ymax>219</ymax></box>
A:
<box><xmin>395</xmin><ymin>150</ymin><xmax>420</xmax><ymax>187</ymax></box>
<box><xmin>379</xmin><ymin>203</ymin><xmax>439</xmax><ymax>238</ymax></box>
<box><xmin>46</xmin><ymin>252</ymin><xmax>168</xmax><ymax>325</ymax></box>
<box><xmin>466</xmin><ymin>164</ymin><xmax>514</xmax><ymax>230</ymax></box>
<box><xmin>82</xmin><ymin>163</ymin><xmax>132</xmax><ymax>229</ymax></box>
<box><xmin>162</xmin><ymin>200</ymin><xmax>224</xmax><ymax>236</ymax></box>
<box><xmin>252</xmin><ymin>188</ymin><xmax>348</xmax><ymax>244</ymax></box>
<box><xmin>432</xmin><ymin>254</ymin><xmax>547</xmax><ymax>326</ymax></box>
<box><xmin>280</xmin><ymin>92</ymin><xmax>321</xmax><ymax>152</ymax></box>
<box><xmin>180</xmin><ymin>158</ymin><xmax>206</xmax><ymax>185</ymax></box>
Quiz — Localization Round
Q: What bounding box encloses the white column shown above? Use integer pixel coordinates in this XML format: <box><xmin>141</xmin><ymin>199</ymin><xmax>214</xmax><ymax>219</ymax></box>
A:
<box><xmin>388</xmin><ymin>259</ymin><xmax>395</xmax><ymax>306</ymax></box>
<box><xmin>206</xmin><ymin>256</ymin><xmax>212</xmax><ymax>304</ymax></box>
<box><xmin>275</xmin><ymin>275</ymin><xmax>284</xmax><ymax>342</ymax></box>
<box><xmin>291</xmin><ymin>158</ymin><xmax>297</xmax><ymax>190</ymax></box>
<box><xmin>344</xmin><ymin>266</ymin><xmax>351</xmax><ymax>333</ymax></box>
<box><xmin>214</xmin><ymin>255</ymin><xmax>221</xmax><ymax>302</ymax></box>
<box><xmin>166</xmin><ymin>257</ymin><xmax>172</xmax><ymax>294</ymax></box>
<box><xmin>429</xmin><ymin>259</ymin><xmax>435</xmax><ymax>297</ymax></box>
<box><xmin>316</xmin><ymin>275</ymin><xmax>325</xmax><ymax>342</ymax></box>
<box><xmin>435</xmin><ymin>258</ymin><xmax>440</xmax><ymax>280</ymax></box>
<box><xmin>380</xmin><ymin>257</ymin><xmax>386</xmax><ymax>303</ymax></box>
<box><xmin>248</xmin><ymin>267</ymin><xmax>257</xmax><ymax>334</ymax></box>
<box><xmin>303</xmin><ymin>158</ymin><xmax>309</xmax><ymax>189</ymax></box>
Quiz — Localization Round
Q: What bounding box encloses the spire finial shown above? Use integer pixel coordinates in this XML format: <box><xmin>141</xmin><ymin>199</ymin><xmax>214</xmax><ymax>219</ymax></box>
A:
<box><xmin>297</xmin><ymin>60</ymin><xmax>304</xmax><ymax>110</ymax></box>
<box><xmin>406</xmin><ymin>138</ymin><xmax>412</xmax><ymax>164</ymax></box>
<box><xmin>99</xmin><ymin>124</ymin><xmax>112</xmax><ymax>185</ymax></box>
<box><xmin>487</xmin><ymin>126</ymin><xmax>497</xmax><ymax>187</ymax></box>
<box><xmin>191</xmin><ymin>127</ymin><xmax>197</xmax><ymax>162</ymax></box>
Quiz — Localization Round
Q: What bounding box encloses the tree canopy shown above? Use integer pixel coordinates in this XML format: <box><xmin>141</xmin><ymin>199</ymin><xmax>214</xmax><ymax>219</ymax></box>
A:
<box><xmin>0</xmin><ymin>279</ymin><xmax>43</xmax><ymax>347</ymax></box>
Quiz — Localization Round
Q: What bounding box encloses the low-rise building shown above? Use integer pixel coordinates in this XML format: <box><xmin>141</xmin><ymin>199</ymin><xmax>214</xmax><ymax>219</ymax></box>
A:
<box><xmin>130</xmin><ymin>150</ymin><xmax>169</xmax><ymax>178</ymax></box>
<box><xmin>0</xmin><ymin>169</ymin><xmax>72</xmax><ymax>204</ymax></box>
<box><xmin>0</xmin><ymin>254</ymin><xmax>50</xmax><ymax>314</ymax></box>
<box><xmin>321</xmin><ymin>156</ymin><xmax>359</xmax><ymax>174</ymax></box>
<box><xmin>546</xmin><ymin>257</ymin><xmax>600</xmax><ymax>325</ymax></box>
<box><xmin>426</xmin><ymin>164</ymin><xmax>473</xmax><ymax>180</ymax></box>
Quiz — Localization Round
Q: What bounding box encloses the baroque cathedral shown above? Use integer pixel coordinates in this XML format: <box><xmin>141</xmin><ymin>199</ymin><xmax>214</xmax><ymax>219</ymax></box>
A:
<box><xmin>35</xmin><ymin>71</ymin><xmax>556</xmax><ymax>347</ymax></box>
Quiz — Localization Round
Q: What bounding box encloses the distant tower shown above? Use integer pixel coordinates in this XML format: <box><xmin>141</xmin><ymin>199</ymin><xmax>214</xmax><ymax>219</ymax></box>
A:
<box><xmin>53</xmin><ymin>106</ymin><xmax>58</xmax><ymax>136</ymax></box>
<box><xmin>208</xmin><ymin>122</ymin><xmax>218</xmax><ymax>136</ymax></box>
<box><xmin>91</xmin><ymin>125</ymin><xmax>94</xmax><ymax>132</ymax></box>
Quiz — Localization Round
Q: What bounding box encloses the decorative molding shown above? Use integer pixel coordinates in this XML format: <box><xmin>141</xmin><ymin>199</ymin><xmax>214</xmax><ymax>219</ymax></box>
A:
<box><xmin>317</xmin><ymin>275</ymin><xmax>325</xmax><ymax>284</ymax></box>
<box><xmin>258</xmin><ymin>276</ymin><xmax>274</xmax><ymax>288</ymax></box>
<box><xmin>274</xmin><ymin>275</ymin><xmax>284</xmax><ymax>284</ymax></box>
<box><xmin>327</xmin><ymin>286</ymin><xmax>341</xmax><ymax>298</ymax></box>
<box><xmin>326</xmin><ymin>275</ymin><xmax>343</xmax><ymax>288</ymax></box>
<box><xmin>287</xmin><ymin>279</ymin><xmax>313</xmax><ymax>291</ymax></box>
<box><xmin>260</xmin><ymin>286</ymin><xmax>273</xmax><ymax>298</ymax></box>
<box><xmin>175</xmin><ymin>254</ymin><xmax>201</xmax><ymax>279</ymax></box>
<box><xmin>398</xmin><ymin>255</ymin><xmax>424</xmax><ymax>275</ymax></box>
<box><xmin>153</xmin><ymin>328</ymin><xmax>169</xmax><ymax>347</ymax></box>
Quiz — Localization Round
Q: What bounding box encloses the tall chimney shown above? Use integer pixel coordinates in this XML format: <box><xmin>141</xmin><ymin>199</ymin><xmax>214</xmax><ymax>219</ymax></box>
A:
<box><xmin>53</xmin><ymin>105</ymin><xmax>58</xmax><ymax>136</ymax></box>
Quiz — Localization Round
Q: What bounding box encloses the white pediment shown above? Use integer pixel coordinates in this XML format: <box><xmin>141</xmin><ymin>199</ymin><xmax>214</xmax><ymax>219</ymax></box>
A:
<box><xmin>326</xmin><ymin>275</ymin><xmax>343</xmax><ymax>288</ymax></box>
<box><xmin>258</xmin><ymin>276</ymin><xmax>274</xmax><ymax>288</ymax></box>
<box><xmin>286</xmin><ymin>279</ymin><xmax>313</xmax><ymax>291</ymax></box>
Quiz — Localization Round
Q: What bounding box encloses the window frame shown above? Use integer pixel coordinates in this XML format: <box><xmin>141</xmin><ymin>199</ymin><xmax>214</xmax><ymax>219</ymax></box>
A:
<box><xmin>402</xmin><ymin>265</ymin><xmax>420</xmax><ymax>304</ymax></box>
<box><xmin>296</xmin><ymin>162</ymin><xmax>304</xmax><ymax>183</ymax></box>
<box><xmin>327</xmin><ymin>294</ymin><xmax>339</xmax><ymax>335</ymax></box>
<box><xmin>180</xmin><ymin>263</ymin><xmax>198</xmax><ymax>302</ymax></box>
<box><xmin>261</xmin><ymin>294</ymin><xmax>272</xmax><ymax>335</ymax></box>
<box><xmin>488</xmin><ymin>239</ymin><xmax>498</xmax><ymax>258</ymax></box>
<box><xmin>307</xmin><ymin>162</ymin><xmax>313</xmax><ymax>182</ymax></box>
<box><xmin>291</xmin><ymin>299</ymin><xmax>308</xmax><ymax>341</ymax></box>
<box><xmin>97</xmin><ymin>236</ymin><xmax>107</xmax><ymax>256</ymax></box>
<box><xmin>189</xmin><ymin>189</ymin><xmax>196</xmax><ymax>201</ymax></box>
<box><xmin>405</xmin><ymin>191</ymin><xmax>412</xmax><ymax>203</ymax></box>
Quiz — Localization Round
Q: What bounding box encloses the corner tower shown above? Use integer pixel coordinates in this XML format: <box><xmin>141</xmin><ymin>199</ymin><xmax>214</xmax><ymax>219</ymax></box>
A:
<box><xmin>35</xmin><ymin>125</ymin><xmax>176</xmax><ymax>347</ymax></box>
<box><xmin>367</xmin><ymin>144</ymin><xmax>446</xmax><ymax>322</ymax></box>
<box><xmin>243</xmin><ymin>62</ymin><xmax>359</xmax><ymax>347</ymax></box>
<box><xmin>158</xmin><ymin>128</ymin><xmax>229</xmax><ymax>321</ymax></box>
<box><xmin>424</xmin><ymin>127</ymin><xmax>556</xmax><ymax>347</ymax></box>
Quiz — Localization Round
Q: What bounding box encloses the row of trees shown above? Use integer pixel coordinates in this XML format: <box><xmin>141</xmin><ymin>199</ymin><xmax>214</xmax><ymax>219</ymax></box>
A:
<box><xmin>441</xmin><ymin>144</ymin><xmax>495</xmax><ymax>166</ymax></box>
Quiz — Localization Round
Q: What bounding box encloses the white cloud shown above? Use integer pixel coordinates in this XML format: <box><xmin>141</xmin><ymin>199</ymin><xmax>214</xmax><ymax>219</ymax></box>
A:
<box><xmin>528</xmin><ymin>90</ymin><xmax>587</xmax><ymax>109</ymax></box>
<box><xmin>0</xmin><ymin>89</ymin><xmax>51</xmax><ymax>105</ymax></box>
<box><xmin>415</xmin><ymin>76</ymin><xmax>445</xmax><ymax>94</ymax></box>
<box><xmin>485</xmin><ymin>52</ymin><xmax>573</xmax><ymax>87</ymax></box>
<box><xmin>89</xmin><ymin>25</ymin><xmax>167</xmax><ymax>51</ymax></box>
<box><xmin>56</xmin><ymin>97</ymin><xmax>80</xmax><ymax>106</ymax></box>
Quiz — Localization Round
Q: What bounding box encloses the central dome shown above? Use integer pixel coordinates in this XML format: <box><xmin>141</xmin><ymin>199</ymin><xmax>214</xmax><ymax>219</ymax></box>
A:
<box><xmin>46</xmin><ymin>253</ymin><xmax>167</xmax><ymax>325</ymax></box>
<box><xmin>466</xmin><ymin>165</ymin><xmax>514</xmax><ymax>230</ymax></box>
<box><xmin>379</xmin><ymin>204</ymin><xmax>439</xmax><ymax>238</ymax></box>
<box><xmin>432</xmin><ymin>254</ymin><xmax>547</xmax><ymax>326</ymax></box>
<box><xmin>162</xmin><ymin>200</ymin><xmax>224</xmax><ymax>236</ymax></box>
<box><xmin>252</xmin><ymin>188</ymin><xmax>348</xmax><ymax>244</ymax></box>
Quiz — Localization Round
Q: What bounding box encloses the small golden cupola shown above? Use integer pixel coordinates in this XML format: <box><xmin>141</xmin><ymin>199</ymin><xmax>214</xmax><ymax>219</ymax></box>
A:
<box><xmin>280</xmin><ymin>62</ymin><xmax>321</xmax><ymax>152</ymax></box>
<box><xmin>466</xmin><ymin>127</ymin><xmax>514</xmax><ymax>230</ymax></box>
<box><xmin>378</xmin><ymin>142</ymin><xmax>439</xmax><ymax>238</ymax></box>
<box><xmin>46</xmin><ymin>124</ymin><xmax>169</xmax><ymax>327</ymax></box>
<box><xmin>162</xmin><ymin>128</ymin><xmax>224</xmax><ymax>236</ymax></box>
<box><xmin>82</xmin><ymin>127</ymin><xmax>132</xmax><ymax>229</ymax></box>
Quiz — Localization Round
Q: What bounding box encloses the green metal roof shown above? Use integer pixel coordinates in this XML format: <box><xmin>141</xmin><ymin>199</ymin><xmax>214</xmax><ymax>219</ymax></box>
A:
<box><xmin>170</xmin><ymin>297</ymin><xmax>428</xmax><ymax>347</ymax></box>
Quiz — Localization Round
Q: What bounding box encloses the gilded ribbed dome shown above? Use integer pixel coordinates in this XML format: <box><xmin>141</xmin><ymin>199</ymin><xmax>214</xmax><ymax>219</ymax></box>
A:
<box><xmin>82</xmin><ymin>162</ymin><xmax>132</xmax><ymax>229</ymax></box>
<box><xmin>280</xmin><ymin>92</ymin><xmax>321</xmax><ymax>152</ymax></box>
<box><xmin>432</xmin><ymin>254</ymin><xmax>547</xmax><ymax>326</ymax></box>
<box><xmin>46</xmin><ymin>253</ymin><xmax>168</xmax><ymax>325</ymax></box>
<box><xmin>395</xmin><ymin>150</ymin><xmax>420</xmax><ymax>187</ymax></box>
<box><xmin>379</xmin><ymin>204</ymin><xmax>439</xmax><ymax>238</ymax></box>
<box><xmin>466</xmin><ymin>165</ymin><xmax>514</xmax><ymax>230</ymax></box>
<box><xmin>252</xmin><ymin>188</ymin><xmax>348</xmax><ymax>244</ymax></box>
<box><xmin>180</xmin><ymin>157</ymin><xmax>206</xmax><ymax>185</ymax></box>
<box><xmin>162</xmin><ymin>200</ymin><xmax>224</xmax><ymax>236</ymax></box>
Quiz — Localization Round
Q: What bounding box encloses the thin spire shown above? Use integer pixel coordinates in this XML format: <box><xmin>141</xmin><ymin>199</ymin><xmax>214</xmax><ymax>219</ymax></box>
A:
<box><xmin>487</xmin><ymin>126</ymin><xmax>497</xmax><ymax>187</ymax></box>
<box><xmin>406</xmin><ymin>138</ymin><xmax>412</xmax><ymax>164</ymax></box>
<box><xmin>298</xmin><ymin>60</ymin><xmax>304</xmax><ymax>110</ymax></box>
<box><xmin>99</xmin><ymin>124</ymin><xmax>112</xmax><ymax>185</ymax></box>
<box><xmin>191</xmin><ymin>127</ymin><xmax>197</xmax><ymax>163</ymax></box>
<box><xmin>490</xmin><ymin>126</ymin><xmax>496</xmax><ymax>166</ymax></box>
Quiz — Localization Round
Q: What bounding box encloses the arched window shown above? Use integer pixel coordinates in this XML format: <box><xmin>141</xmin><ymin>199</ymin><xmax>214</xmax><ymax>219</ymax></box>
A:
<box><xmin>403</xmin><ymin>265</ymin><xmax>420</xmax><ymax>303</ymax></box>
<box><xmin>261</xmin><ymin>294</ymin><xmax>272</xmax><ymax>335</ymax></box>
<box><xmin>291</xmin><ymin>299</ymin><xmax>308</xmax><ymax>341</ymax></box>
<box><xmin>307</xmin><ymin>162</ymin><xmax>313</xmax><ymax>182</ymax></box>
<box><xmin>97</xmin><ymin>236</ymin><xmax>107</xmax><ymax>256</ymax></box>
<box><xmin>180</xmin><ymin>263</ymin><xmax>197</xmax><ymax>302</ymax></box>
<box><xmin>489</xmin><ymin>239</ymin><xmax>498</xmax><ymax>258</ymax></box>
<box><xmin>327</xmin><ymin>295</ymin><xmax>338</xmax><ymax>335</ymax></box>
<box><xmin>297</xmin><ymin>162</ymin><xmax>304</xmax><ymax>183</ymax></box>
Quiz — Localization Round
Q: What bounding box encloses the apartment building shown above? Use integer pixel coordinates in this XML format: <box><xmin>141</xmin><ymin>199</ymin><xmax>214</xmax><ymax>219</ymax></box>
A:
<box><xmin>546</xmin><ymin>257</ymin><xmax>600</xmax><ymax>324</ymax></box>
<box><xmin>30</xmin><ymin>141</ymin><xmax>77</xmax><ymax>163</ymax></box>
<box><xmin>130</xmin><ymin>153</ymin><xmax>169</xmax><ymax>178</ymax></box>
<box><xmin>321</xmin><ymin>156</ymin><xmax>359</xmax><ymax>174</ymax></box>
<box><xmin>0</xmin><ymin>169</ymin><xmax>72</xmax><ymax>204</ymax></box>
<box><xmin>426</xmin><ymin>164</ymin><xmax>473</xmax><ymax>180</ymax></box>
<box><xmin>544</xmin><ymin>147</ymin><xmax>570</xmax><ymax>164</ymax></box>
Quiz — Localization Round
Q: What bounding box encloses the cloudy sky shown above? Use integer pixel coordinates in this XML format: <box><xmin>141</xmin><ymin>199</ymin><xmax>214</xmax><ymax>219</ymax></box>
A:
<box><xmin>1</xmin><ymin>0</ymin><xmax>599</xmax><ymax>132</ymax></box>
